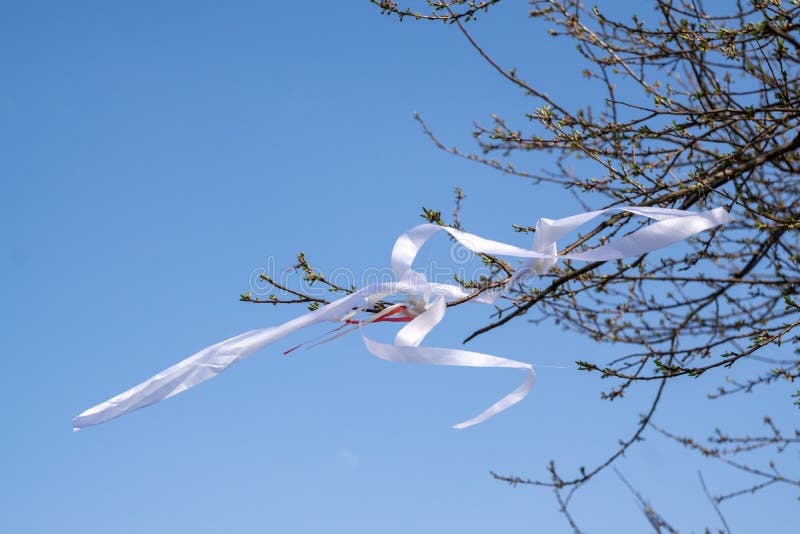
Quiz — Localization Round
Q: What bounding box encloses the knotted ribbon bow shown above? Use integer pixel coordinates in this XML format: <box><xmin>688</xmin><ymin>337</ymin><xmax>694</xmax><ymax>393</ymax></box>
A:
<box><xmin>73</xmin><ymin>206</ymin><xmax>733</xmax><ymax>430</ymax></box>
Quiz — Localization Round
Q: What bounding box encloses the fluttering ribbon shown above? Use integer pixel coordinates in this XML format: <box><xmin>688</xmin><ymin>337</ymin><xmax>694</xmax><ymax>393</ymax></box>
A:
<box><xmin>72</xmin><ymin>206</ymin><xmax>734</xmax><ymax>431</ymax></box>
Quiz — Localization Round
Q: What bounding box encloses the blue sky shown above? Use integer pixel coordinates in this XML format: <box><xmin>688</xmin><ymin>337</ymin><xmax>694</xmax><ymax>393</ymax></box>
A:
<box><xmin>1</xmin><ymin>2</ymin><xmax>796</xmax><ymax>532</ymax></box>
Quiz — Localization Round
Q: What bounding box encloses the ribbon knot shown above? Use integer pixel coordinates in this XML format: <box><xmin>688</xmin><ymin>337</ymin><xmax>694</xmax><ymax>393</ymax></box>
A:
<box><xmin>531</xmin><ymin>217</ymin><xmax>559</xmax><ymax>275</ymax></box>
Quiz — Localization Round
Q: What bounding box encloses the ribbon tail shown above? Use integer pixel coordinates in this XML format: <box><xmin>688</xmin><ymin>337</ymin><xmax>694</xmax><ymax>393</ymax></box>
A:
<box><xmin>73</xmin><ymin>317</ymin><xmax>314</xmax><ymax>430</ymax></box>
<box><xmin>71</xmin><ymin>286</ymin><xmax>394</xmax><ymax>431</ymax></box>
<box><xmin>563</xmin><ymin>207</ymin><xmax>734</xmax><ymax>262</ymax></box>
<box><xmin>361</xmin><ymin>330</ymin><xmax>535</xmax><ymax>429</ymax></box>
<box><xmin>452</xmin><ymin>370</ymin><xmax>535</xmax><ymax>429</ymax></box>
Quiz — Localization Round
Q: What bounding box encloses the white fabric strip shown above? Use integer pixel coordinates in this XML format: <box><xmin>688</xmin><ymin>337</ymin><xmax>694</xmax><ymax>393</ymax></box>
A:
<box><xmin>393</xmin><ymin>206</ymin><xmax>735</xmax><ymax>294</ymax></box>
<box><xmin>394</xmin><ymin>297</ymin><xmax>447</xmax><ymax>347</ymax></box>
<box><xmin>564</xmin><ymin>208</ymin><xmax>733</xmax><ymax>261</ymax></box>
<box><xmin>72</xmin><ymin>284</ymin><xmax>398</xmax><ymax>430</ymax></box>
<box><xmin>74</xmin><ymin>205</ymin><xmax>734</xmax><ymax>431</ymax></box>
<box><xmin>361</xmin><ymin>335</ymin><xmax>536</xmax><ymax>429</ymax></box>
<box><xmin>360</xmin><ymin>299</ymin><xmax>535</xmax><ymax>429</ymax></box>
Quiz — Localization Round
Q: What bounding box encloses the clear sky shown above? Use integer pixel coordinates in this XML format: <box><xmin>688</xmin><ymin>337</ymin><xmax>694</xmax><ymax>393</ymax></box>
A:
<box><xmin>1</xmin><ymin>2</ymin><xmax>795</xmax><ymax>532</ymax></box>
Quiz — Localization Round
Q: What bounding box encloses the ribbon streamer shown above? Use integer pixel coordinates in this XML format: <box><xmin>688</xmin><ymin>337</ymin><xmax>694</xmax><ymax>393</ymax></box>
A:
<box><xmin>73</xmin><ymin>206</ymin><xmax>734</xmax><ymax>431</ymax></box>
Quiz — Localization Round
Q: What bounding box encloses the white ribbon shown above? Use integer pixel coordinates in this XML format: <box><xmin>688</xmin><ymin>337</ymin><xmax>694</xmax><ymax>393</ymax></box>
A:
<box><xmin>73</xmin><ymin>206</ymin><xmax>734</xmax><ymax>431</ymax></box>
